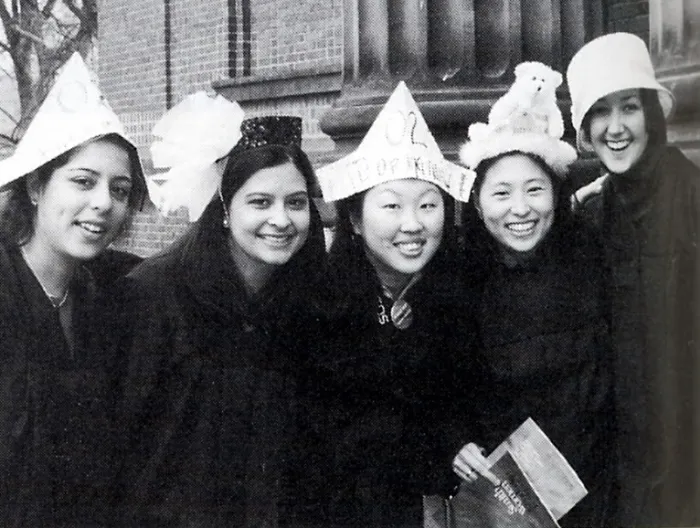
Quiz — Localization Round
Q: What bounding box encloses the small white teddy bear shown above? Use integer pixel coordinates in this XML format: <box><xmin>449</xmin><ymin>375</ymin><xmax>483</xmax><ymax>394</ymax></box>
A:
<box><xmin>487</xmin><ymin>61</ymin><xmax>565</xmax><ymax>139</ymax></box>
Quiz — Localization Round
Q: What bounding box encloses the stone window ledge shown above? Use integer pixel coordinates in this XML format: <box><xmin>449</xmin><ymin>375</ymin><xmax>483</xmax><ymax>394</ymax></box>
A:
<box><xmin>212</xmin><ymin>70</ymin><xmax>342</xmax><ymax>101</ymax></box>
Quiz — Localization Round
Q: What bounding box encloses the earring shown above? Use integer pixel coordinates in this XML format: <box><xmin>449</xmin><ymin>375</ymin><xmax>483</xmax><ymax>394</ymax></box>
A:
<box><xmin>223</xmin><ymin>216</ymin><xmax>229</xmax><ymax>228</ymax></box>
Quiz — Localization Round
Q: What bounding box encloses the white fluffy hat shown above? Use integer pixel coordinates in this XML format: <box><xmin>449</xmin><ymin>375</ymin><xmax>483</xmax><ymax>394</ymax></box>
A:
<box><xmin>148</xmin><ymin>91</ymin><xmax>245</xmax><ymax>221</ymax></box>
<box><xmin>567</xmin><ymin>32</ymin><xmax>675</xmax><ymax>147</ymax></box>
<box><xmin>459</xmin><ymin>62</ymin><xmax>577</xmax><ymax>176</ymax></box>
<box><xmin>0</xmin><ymin>53</ymin><xmax>143</xmax><ymax>189</ymax></box>
<box><xmin>317</xmin><ymin>81</ymin><xmax>475</xmax><ymax>202</ymax></box>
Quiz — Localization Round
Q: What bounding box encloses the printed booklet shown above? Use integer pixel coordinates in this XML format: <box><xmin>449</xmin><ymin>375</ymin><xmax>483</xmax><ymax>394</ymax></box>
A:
<box><xmin>443</xmin><ymin>418</ymin><xmax>587</xmax><ymax>528</ymax></box>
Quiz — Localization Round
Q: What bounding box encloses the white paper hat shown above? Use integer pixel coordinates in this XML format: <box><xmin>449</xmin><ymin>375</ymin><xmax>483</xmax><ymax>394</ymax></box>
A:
<box><xmin>0</xmin><ymin>53</ymin><xmax>143</xmax><ymax>189</ymax></box>
<box><xmin>460</xmin><ymin>62</ymin><xmax>577</xmax><ymax>177</ymax></box>
<box><xmin>148</xmin><ymin>91</ymin><xmax>245</xmax><ymax>221</ymax></box>
<box><xmin>567</xmin><ymin>32</ymin><xmax>675</xmax><ymax>148</ymax></box>
<box><xmin>317</xmin><ymin>81</ymin><xmax>475</xmax><ymax>202</ymax></box>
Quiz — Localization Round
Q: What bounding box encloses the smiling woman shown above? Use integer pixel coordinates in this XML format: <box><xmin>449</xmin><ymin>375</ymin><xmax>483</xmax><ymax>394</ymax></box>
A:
<box><xmin>568</xmin><ymin>32</ymin><xmax>700</xmax><ymax>526</ymax></box>
<box><xmin>104</xmin><ymin>115</ymin><xmax>327</xmax><ymax>526</ymax></box>
<box><xmin>304</xmin><ymin>82</ymin><xmax>479</xmax><ymax>528</ymax></box>
<box><xmin>584</xmin><ymin>89</ymin><xmax>649</xmax><ymax>175</ymax></box>
<box><xmin>226</xmin><ymin>162</ymin><xmax>311</xmax><ymax>292</ymax></box>
<box><xmin>0</xmin><ymin>54</ymin><xmax>146</xmax><ymax>526</ymax></box>
<box><xmin>475</xmin><ymin>153</ymin><xmax>555</xmax><ymax>258</ymax></box>
<box><xmin>351</xmin><ymin>179</ymin><xmax>445</xmax><ymax>290</ymax></box>
<box><xmin>453</xmin><ymin>62</ymin><xmax>616</xmax><ymax>527</ymax></box>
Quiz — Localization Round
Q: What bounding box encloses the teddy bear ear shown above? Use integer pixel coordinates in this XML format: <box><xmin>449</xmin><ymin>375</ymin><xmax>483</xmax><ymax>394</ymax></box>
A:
<box><xmin>551</xmin><ymin>70</ymin><xmax>563</xmax><ymax>88</ymax></box>
<box><xmin>514</xmin><ymin>62</ymin><xmax>531</xmax><ymax>78</ymax></box>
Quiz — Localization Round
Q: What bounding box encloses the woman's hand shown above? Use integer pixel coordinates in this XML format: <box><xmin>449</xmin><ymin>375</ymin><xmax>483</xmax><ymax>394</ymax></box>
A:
<box><xmin>452</xmin><ymin>442</ymin><xmax>500</xmax><ymax>486</ymax></box>
<box><xmin>571</xmin><ymin>173</ymin><xmax>608</xmax><ymax>210</ymax></box>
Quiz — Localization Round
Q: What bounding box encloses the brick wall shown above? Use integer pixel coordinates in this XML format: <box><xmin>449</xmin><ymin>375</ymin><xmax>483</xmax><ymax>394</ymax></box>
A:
<box><xmin>98</xmin><ymin>0</ymin><xmax>166</xmax><ymax>149</ymax></box>
<box><xmin>169</xmin><ymin>0</ymin><xmax>229</xmax><ymax>105</ymax></box>
<box><xmin>248</xmin><ymin>0</ymin><xmax>343</xmax><ymax>78</ymax></box>
<box><xmin>99</xmin><ymin>0</ymin><xmax>343</xmax><ymax>257</ymax></box>
<box><xmin>606</xmin><ymin>0</ymin><xmax>649</xmax><ymax>43</ymax></box>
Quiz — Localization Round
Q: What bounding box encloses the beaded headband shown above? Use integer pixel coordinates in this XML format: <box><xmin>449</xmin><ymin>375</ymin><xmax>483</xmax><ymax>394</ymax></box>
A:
<box><xmin>232</xmin><ymin>115</ymin><xmax>303</xmax><ymax>153</ymax></box>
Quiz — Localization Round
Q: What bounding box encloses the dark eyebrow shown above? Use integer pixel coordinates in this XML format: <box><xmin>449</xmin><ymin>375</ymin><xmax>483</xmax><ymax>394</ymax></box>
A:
<box><xmin>419</xmin><ymin>188</ymin><xmax>441</xmax><ymax>198</ymax></box>
<box><xmin>112</xmin><ymin>175</ymin><xmax>133</xmax><ymax>183</ymax></box>
<box><xmin>524</xmin><ymin>176</ymin><xmax>548</xmax><ymax>184</ymax></box>
<box><xmin>68</xmin><ymin>168</ymin><xmax>133</xmax><ymax>181</ymax></box>
<box><xmin>67</xmin><ymin>167</ymin><xmax>99</xmax><ymax>175</ymax></box>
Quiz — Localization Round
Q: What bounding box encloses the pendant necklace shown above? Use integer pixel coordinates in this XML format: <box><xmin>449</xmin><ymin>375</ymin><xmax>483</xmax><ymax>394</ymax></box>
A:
<box><xmin>377</xmin><ymin>273</ymin><xmax>421</xmax><ymax>330</ymax></box>
<box><xmin>20</xmin><ymin>247</ymin><xmax>70</xmax><ymax>309</ymax></box>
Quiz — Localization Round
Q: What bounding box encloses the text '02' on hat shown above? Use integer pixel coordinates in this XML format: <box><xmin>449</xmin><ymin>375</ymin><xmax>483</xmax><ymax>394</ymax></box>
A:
<box><xmin>0</xmin><ymin>52</ymin><xmax>144</xmax><ymax>191</ymax></box>
<box><xmin>316</xmin><ymin>81</ymin><xmax>474</xmax><ymax>203</ymax></box>
<box><xmin>566</xmin><ymin>32</ymin><xmax>675</xmax><ymax>147</ymax></box>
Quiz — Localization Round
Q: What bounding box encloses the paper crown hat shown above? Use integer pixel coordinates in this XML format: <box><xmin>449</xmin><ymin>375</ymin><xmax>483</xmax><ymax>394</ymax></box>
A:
<box><xmin>317</xmin><ymin>82</ymin><xmax>474</xmax><ymax>202</ymax></box>
<box><xmin>567</xmin><ymin>32</ymin><xmax>675</xmax><ymax>149</ymax></box>
<box><xmin>460</xmin><ymin>61</ymin><xmax>577</xmax><ymax>176</ymax></box>
<box><xmin>0</xmin><ymin>52</ymin><xmax>144</xmax><ymax>189</ymax></box>
<box><xmin>148</xmin><ymin>91</ymin><xmax>245</xmax><ymax>221</ymax></box>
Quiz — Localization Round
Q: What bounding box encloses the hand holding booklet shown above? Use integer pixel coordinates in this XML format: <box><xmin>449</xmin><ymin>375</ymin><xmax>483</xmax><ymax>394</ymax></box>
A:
<box><xmin>445</xmin><ymin>418</ymin><xmax>587</xmax><ymax>528</ymax></box>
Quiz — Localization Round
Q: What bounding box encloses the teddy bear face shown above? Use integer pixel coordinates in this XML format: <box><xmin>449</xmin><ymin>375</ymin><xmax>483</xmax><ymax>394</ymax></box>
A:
<box><xmin>514</xmin><ymin>62</ymin><xmax>563</xmax><ymax>99</ymax></box>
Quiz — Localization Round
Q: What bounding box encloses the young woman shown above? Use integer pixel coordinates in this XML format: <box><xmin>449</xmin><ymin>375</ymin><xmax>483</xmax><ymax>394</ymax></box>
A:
<box><xmin>567</xmin><ymin>32</ymin><xmax>700</xmax><ymax>527</ymax></box>
<box><xmin>0</xmin><ymin>55</ymin><xmax>146</xmax><ymax>525</ymax></box>
<box><xmin>451</xmin><ymin>67</ymin><xmax>615</xmax><ymax>527</ymax></box>
<box><xmin>452</xmin><ymin>151</ymin><xmax>615</xmax><ymax>527</ymax></box>
<box><xmin>108</xmin><ymin>116</ymin><xmax>326</xmax><ymax>526</ymax></box>
<box><xmin>311</xmin><ymin>179</ymin><xmax>477</xmax><ymax>528</ymax></box>
<box><xmin>311</xmin><ymin>83</ymin><xmax>478</xmax><ymax>528</ymax></box>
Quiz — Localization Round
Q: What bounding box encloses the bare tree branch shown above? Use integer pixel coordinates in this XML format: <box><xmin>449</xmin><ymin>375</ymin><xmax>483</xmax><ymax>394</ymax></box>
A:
<box><xmin>0</xmin><ymin>131</ymin><xmax>18</xmax><ymax>143</ymax></box>
<box><xmin>0</xmin><ymin>0</ymin><xmax>98</xmax><ymax>142</ymax></box>
<box><xmin>61</xmin><ymin>0</ymin><xmax>87</xmax><ymax>25</ymax></box>
<box><xmin>0</xmin><ymin>104</ymin><xmax>19</xmax><ymax>126</ymax></box>
<box><xmin>0</xmin><ymin>2</ymin><xmax>14</xmax><ymax>34</ymax></box>
<box><xmin>9</xmin><ymin>24</ymin><xmax>45</xmax><ymax>47</ymax></box>
<box><xmin>41</xmin><ymin>0</ymin><xmax>58</xmax><ymax>17</ymax></box>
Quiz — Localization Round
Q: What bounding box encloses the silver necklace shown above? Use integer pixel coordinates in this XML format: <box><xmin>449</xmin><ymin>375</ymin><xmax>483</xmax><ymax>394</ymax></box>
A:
<box><xmin>20</xmin><ymin>247</ymin><xmax>70</xmax><ymax>309</ymax></box>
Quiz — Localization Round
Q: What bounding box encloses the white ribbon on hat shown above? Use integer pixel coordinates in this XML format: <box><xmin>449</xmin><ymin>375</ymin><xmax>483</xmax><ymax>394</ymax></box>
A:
<box><xmin>148</xmin><ymin>91</ymin><xmax>245</xmax><ymax>221</ymax></box>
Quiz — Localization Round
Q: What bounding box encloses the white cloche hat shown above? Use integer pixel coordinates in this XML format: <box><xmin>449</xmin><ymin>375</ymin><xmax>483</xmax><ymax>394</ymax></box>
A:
<box><xmin>567</xmin><ymin>32</ymin><xmax>675</xmax><ymax>148</ymax></box>
<box><xmin>0</xmin><ymin>52</ymin><xmax>143</xmax><ymax>189</ymax></box>
<box><xmin>317</xmin><ymin>81</ymin><xmax>474</xmax><ymax>202</ymax></box>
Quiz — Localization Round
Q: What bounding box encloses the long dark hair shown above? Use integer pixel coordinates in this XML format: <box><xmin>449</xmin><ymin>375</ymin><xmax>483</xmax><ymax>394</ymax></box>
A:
<box><xmin>0</xmin><ymin>133</ymin><xmax>145</xmax><ymax>245</ymax></box>
<box><xmin>182</xmin><ymin>143</ymin><xmax>326</xmax><ymax>301</ymax></box>
<box><xmin>460</xmin><ymin>152</ymin><xmax>578</xmax><ymax>275</ymax></box>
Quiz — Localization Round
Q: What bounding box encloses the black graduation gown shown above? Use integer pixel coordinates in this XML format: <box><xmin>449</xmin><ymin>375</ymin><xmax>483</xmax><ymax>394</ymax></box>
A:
<box><xmin>309</xmin><ymin>244</ymin><xmax>479</xmax><ymax>528</ymax></box>
<box><xmin>108</xmin><ymin>230</ymin><xmax>317</xmax><ymax>527</ymax></box>
<box><xmin>463</xmin><ymin>223</ymin><xmax>616</xmax><ymax>528</ymax></box>
<box><xmin>0</xmin><ymin>238</ymin><xmax>113</xmax><ymax>527</ymax></box>
<box><xmin>580</xmin><ymin>145</ymin><xmax>700</xmax><ymax>527</ymax></box>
